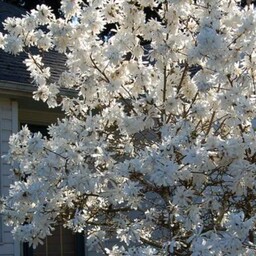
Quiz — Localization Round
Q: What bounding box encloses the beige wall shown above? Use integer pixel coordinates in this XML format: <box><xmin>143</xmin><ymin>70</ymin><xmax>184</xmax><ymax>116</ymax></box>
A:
<box><xmin>0</xmin><ymin>98</ymin><xmax>20</xmax><ymax>256</ymax></box>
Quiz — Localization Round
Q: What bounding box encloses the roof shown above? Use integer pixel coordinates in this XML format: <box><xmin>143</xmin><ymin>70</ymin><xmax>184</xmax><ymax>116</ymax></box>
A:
<box><xmin>0</xmin><ymin>1</ymin><xmax>66</xmax><ymax>87</ymax></box>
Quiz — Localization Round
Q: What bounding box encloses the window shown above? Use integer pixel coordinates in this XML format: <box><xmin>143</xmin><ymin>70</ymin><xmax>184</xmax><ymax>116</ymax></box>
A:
<box><xmin>20</xmin><ymin>123</ymin><xmax>85</xmax><ymax>256</ymax></box>
<box><xmin>34</xmin><ymin>225</ymin><xmax>76</xmax><ymax>256</ymax></box>
<box><xmin>23</xmin><ymin>225</ymin><xmax>85</xmax><ymax>256</ymax></box>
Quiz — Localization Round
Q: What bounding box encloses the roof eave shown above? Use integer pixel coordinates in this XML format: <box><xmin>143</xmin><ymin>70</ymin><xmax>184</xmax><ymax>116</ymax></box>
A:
<box><xmin>0</xmin><ymin>80</ymin><xmax>76</xmax><ymax>98</ymax></box>
<box><xmin>0</xmin><ymin>80</ymin><xmax>34</xmax><ymax>97</ymax></box>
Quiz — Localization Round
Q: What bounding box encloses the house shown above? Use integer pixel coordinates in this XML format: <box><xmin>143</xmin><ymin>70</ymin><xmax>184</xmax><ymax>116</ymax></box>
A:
<box><xmin>0</xmin><ymin>2</ymin><xmax>96</xmax><ymax>255</ymax></box>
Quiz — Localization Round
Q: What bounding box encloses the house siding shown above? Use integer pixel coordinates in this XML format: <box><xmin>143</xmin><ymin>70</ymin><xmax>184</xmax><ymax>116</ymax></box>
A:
<box><xmin>0</xmin><ymin>98</ymin><xmax>20</xmax><ymax>256</ymax></box>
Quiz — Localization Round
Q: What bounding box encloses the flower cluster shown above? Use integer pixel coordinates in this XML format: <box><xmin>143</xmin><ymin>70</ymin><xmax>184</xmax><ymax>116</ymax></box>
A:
<box><xmin>1</xmin><ymin>0</ymin><xmax>256</xmax><ymax>255</ymax></box>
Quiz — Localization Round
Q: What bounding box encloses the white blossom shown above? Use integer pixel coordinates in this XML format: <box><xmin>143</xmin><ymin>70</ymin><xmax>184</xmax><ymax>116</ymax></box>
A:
<box><xmin>0</xmin><ymin>32</ymin><xmax>6</xmax><ymax>49</ymax></box>
<box><xmin>1</xmin><ymin>0</ymin><xmax>256</xmax><ymax>255</ymax></box>
<box><xmin>4</xmin><ymin>34</ymin><xmax>23</xmax><ymax>55</ymax></box>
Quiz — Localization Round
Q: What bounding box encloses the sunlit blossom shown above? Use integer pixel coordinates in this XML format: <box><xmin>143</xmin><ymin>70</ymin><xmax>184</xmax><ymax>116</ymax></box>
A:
<box><xmin>1</xmin><ymin>0</ymin><xmax>256</xmax><ymax>255</ymax></box>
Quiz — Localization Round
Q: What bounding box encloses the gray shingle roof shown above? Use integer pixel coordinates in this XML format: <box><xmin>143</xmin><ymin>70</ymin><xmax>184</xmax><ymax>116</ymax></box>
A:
<box><xmin>0</xmin><ymin>1</ymin><xmax>66</xmax><ymax>86</ymax></box>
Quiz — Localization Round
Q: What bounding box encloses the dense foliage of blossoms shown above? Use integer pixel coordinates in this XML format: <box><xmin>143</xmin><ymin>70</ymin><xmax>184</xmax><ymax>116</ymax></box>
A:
<box><xmin>1</xmin><ymin>0</ymin><xmax>256</xmax><ymax>255</ymax></box>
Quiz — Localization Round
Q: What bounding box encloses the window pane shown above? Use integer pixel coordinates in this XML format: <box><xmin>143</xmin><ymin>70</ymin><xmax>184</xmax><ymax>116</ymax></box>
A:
<box><xmin>33</xmin><ymin>225</ymin><xmax>77</xmax><ymax>256</ymax></box>
<box><xmin>62</xmin><ymin>227</ymin><xmax>76</xmax><ymax>255</ymax></box>
<box><xmin>33</xmin><ymin>242</ymin><xmax>47</xmax><ymax>256</ymax></box>
<box><xmin>47</xmin><ymin>225</ymin><xmax>61</xmax><ymax>255</ymax></box>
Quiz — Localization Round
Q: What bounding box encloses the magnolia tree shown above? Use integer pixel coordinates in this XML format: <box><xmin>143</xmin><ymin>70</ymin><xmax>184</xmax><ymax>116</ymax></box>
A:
<box><xmin>1</xmin><ymin>0</ymin><xmax>256</xmax><ymax>255</ymax></box>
